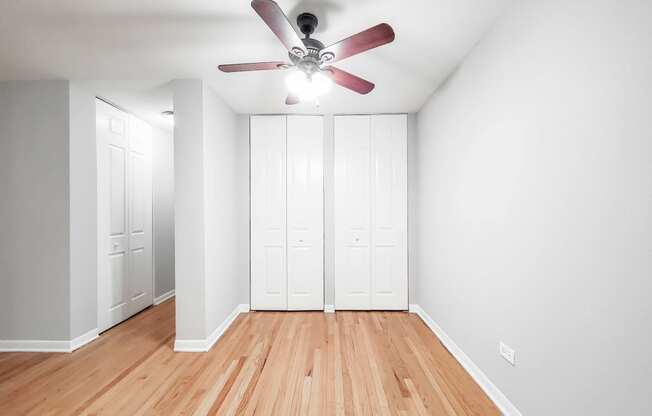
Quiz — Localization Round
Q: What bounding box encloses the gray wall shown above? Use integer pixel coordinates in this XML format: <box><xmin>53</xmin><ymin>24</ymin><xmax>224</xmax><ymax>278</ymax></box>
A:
<box><xmin>69</xmin><ymin>84</ymin><xmax>97</xmax><ymax>339</ymax></box>
<box><xmin>0</xmin><ymin>81</ymin><xmax>71</xmax><ymax>341</ymax></box>
<box><xmin>407</xmin><ymin>113</ymin><xmax>418</xmax><ymax>303</ymax></box>
<box><xmin>236</xmin><ymin>115</ymin><xmax>250</xmax><ymax>305</ymax></box>
<box><xmin>414</xmin><ymin>0</ymin><xmax>652</xmax><ymax>414</ymax></box>
<box><xmin>0</xmin><ymin>81</ymin><xmax>96</xmax><ymax>341</ymax></box>
<box><xmin>203</xmin><ymin>86</ymin><xmax>243</xmax><ymax>335</ymax></box>
<box><xmin>173</xmin><ymin>80</ymin><xmax>207</xmax><ymax>341</ymax></box>
<box><xmin>153</xmin><ymin>126</ymin><xmax>175</xmax><ymax>299</ymax></box>
<box><xmin>173</xmin><ymin>80</ymin><xmax>244</xmax><ymax>342</ymax></box>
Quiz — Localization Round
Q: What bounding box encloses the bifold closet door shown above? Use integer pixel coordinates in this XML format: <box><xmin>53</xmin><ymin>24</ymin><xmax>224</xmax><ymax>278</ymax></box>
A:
<box><xmin>370</xmin><ymin>115</ymin><xmax>408</xmax><ymax>309</ymax></box>
<box><xmin>287</xmin><ymin>116</ymin><xmax>324</xmax><ymax>310</ymax></box>
<box><xmin>334</xmin><ymin>116</ymin><xmax>372</xmax><ymax>309</ymax></box>
<box><xmin>250</xmin><ymin>115</ymin><xmax>324</xmax><ymax>311</ymax></box>
<box><xmin>250</xmin><ymin>116</ymin><xmax>287</xmax><ymax>310</ymax></box>
<box><xmin>334</xmin><ymin>114</ymin><xmax>407</xmax><ymax>310</ymax></box>
<box><xmin>97</xmin><ymin>100</ymin><xmax>153</xmax><ymax>332</ymax></box>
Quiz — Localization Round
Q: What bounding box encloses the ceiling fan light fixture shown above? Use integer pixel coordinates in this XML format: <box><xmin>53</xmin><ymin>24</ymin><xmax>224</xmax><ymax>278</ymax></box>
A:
<box><xmin>219</xmin><ymin>1</ymin><xmax>395</xmax><ymax>105</ymax></box>
<box><xmin>285</xmin><ymin>70</ymin><xmax>332</xmax><ymax>101</ymax></box>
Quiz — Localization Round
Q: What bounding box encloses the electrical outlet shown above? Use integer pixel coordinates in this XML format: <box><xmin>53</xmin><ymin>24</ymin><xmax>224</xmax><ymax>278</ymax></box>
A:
<box><xmin>499</xmin><ymin>342</ymin><xmax>516</xmax><ymax>366</ymax></box>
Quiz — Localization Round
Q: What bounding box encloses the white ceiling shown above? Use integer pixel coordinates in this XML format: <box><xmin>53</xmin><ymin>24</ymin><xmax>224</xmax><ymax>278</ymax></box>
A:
<box><xmin>0</xmin><ymin>0</ymin><xmax>512</xmax><ymax>123</ymax></box>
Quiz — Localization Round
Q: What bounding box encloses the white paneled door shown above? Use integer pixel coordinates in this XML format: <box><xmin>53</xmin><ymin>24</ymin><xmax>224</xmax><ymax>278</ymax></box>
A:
<box><xmin>97</xmin><ymin>100</ymin><xmax>153</xmax><ymax>332</ymax></box>
<box><xmin>370</xmin><ymin>115</ymin><xmax>408</xmax><ymax>309</ymax></box>
<box><xmin>334</xmin><ymin>116</ymin><xmax>372</xmax><ymax>309</ymax></box>
<box><xmin>287</xmin><ymin>116</ymin><xmax>324</xmax><ymax>310</ymax></box>
<box><xmin>334</xmin><ymin>114</ymin><xmax>407</xmax><ymax>310</ymax></box>
<box><xmin>250</xmin><ymin>115</ymin><xmax>324</xmax><ymax>311</ymax></box>
<box><xmin>250</xmin><ymin>116</ymin><xmax>287</xmax><ymax>310</ymax></box>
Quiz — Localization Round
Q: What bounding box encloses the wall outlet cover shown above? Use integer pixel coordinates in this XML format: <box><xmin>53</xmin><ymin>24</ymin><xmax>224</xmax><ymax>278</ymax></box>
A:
<box><xmin>499</xmin><ymin>341</ymin><xmax>516</xmax><ymax>366</ymax></box>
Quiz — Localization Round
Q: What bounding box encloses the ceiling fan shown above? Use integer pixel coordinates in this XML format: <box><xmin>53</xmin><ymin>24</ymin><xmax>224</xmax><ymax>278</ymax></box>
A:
<box><xmin>218</xmin><ymin>0</ymin><xmax>395</xmax><ymax>105</ymax></box>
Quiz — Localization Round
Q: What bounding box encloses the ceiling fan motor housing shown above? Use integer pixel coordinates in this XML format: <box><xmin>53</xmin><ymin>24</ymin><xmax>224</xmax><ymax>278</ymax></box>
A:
<box><xmin>289</xmin><ymin>13</ymin><xmax>325</xmax><ymax>75</ymax></box>
<box><xmin>297</xmin><ymin>12</ymin><xmax>318</xmax><ymax>37</ymax></box>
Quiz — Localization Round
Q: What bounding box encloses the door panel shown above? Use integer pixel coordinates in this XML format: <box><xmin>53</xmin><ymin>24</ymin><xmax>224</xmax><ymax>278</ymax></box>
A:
<box><xmin>109</xmin><ymin>253</ymin><xmax>126</xmax><ymax>309</ymax></box>
<box><xmin>371</xmin><ymin>115</ymin><xmax>407</xmax><ymax>310</ymax></box>
<box><xmin>98</xmin><ymin>102</ymin><xmax>130</xmax><ymax>330</ymax></box>
<box><xmin>264</xmin><ymin>246</ymin><xmax>284</xmax><ymax>295</ymax></box>
<box><xmin>334</xmin><ymin>115</ymin><xmax>371</xmax><ymax>309</ymax></box>
<box><xmin>97</xmin><ymin>100</ymin><xmax>153</xmax><ymax>332</ymax></box>
<box><xmin>109</xmin><ymin>146</ymin><xmax>126</xmax><ymax>236</ymax></box>
<box><xmin>287</xmin><ymin>116</ymin><xmax>323</xmax><ymax>310</ymax></box>
<box><xmin>251</xmin><ymin>116</ymin><xmax>287</xmax><ymax>310</ymax></box>
<box><xmin>127</xmin><ymin>116</ymin><xmax>152</xmax><ymax>316</ymax></box>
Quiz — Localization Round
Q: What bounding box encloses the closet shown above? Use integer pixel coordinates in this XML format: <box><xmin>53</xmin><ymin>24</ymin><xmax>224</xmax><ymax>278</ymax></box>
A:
<box><xmin>334</xmin><ymin>114</ymin><xmax>408</xmax><ymax>310</ymax></box>
<box><xmin>96</xmin><ymin>100</ymin><xmax>153</xmax><ymax>332</ymax></box>
<box><xmin>250</xmin><ymin>115</ymin><xmax>324</xmax><ymax>310</ymax></box>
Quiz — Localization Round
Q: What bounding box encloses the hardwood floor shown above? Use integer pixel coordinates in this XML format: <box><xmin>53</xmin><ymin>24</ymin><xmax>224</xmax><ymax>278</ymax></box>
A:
<box><xmin>0</xmin><ymin>300</ymin><xmax>499</xmax><ymax>415</ymax></box>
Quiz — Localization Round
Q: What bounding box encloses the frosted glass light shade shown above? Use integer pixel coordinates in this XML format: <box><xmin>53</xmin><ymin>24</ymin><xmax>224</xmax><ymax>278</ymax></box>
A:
<box><xmin>285</xmin><ymin>71</ymin><xmax>332</xmax><ymax>101</ymax></box>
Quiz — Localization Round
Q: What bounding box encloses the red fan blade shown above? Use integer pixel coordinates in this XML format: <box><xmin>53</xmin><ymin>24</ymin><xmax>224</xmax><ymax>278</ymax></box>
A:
<box><xmin>323</xmin><ymin>66</ymin><xmax>375</xmax><ymax>95</ymax></box>
<box><xmin>251</xmin><ymin>0</ymin><xmax>306</xmax><ymax>57</ymax></box>
<box><xmin>285</xmin><ymin>94</ymin><xmax>300</xmax><ymax>105</ymax></box>
<box><xmin>218</xmin><ymin>61</ymin><xmax>289</xmax><ymax>73</ymax></box>
<box><xmin>320</xmin><ymin>23</ymin><xmax>395</xmax><ymax>64</ymax></box>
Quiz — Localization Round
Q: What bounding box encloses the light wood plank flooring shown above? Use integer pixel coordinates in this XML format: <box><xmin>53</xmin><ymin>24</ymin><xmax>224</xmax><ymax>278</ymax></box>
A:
<box><xmin>0</xmin><ymin>300</ymin><xmax>499</xmax><ymax>415</ymax></box>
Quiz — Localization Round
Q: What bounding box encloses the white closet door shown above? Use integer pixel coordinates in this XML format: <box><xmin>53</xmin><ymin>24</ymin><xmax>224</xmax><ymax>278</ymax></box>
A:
<box><xmin>126</xmin><ymin>116</ymin><xmax>153</xmax><ymax>316</ymax></box>
<box><xmin>250</xmin><ymin>116</ymin><xmax>287</xmax><ymax>310</ymax></box>
<box><xmin>371</xmin><ymin>115</ymin><xmax>407</xmax><ymax>310</ymax></box>
<box><xmin>286</xmin><ymin>116</ymin><xmax>324</xmax><ymax>310</ymax></box>
<box><xmin>334</xmin><ymin>116</ymin><xmax>372</xmax><ymax>309</ymax></box>
<box><xmin>97</xmin><ymin>100</ymin><xmax>153</xmax><ymax>332</ymax></box>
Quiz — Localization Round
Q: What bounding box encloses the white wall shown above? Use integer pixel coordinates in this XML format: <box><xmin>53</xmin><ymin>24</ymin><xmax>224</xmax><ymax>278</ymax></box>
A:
<box><xmin>415</xmin><ymin>0</ymin><xmax>652</xmax><ymax>414</ymax></box>
<box><xmin>173</xmin><ymin>79</ymin><xmax>244</xmax><ymax>344</ymax></box>
<box><xmin>0</xmin><ymin>81</ymin><xmax>96</xmax><ymax>342</ymax></box>
<box><xmin>153</xmin><ymin>126</ymin><xmax>175</xmax><ymax>299</ymax></box>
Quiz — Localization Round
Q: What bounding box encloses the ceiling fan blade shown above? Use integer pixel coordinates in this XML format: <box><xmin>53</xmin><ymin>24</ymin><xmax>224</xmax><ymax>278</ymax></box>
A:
<box><xmin>251</xmin><ymin>0</ymin><xmax>307</xmax><ymax>57</ymax></box>
<box><xmin>320</xmin><ymin>23</ymin><xmax>395</xmax><ymax>64</ymax></box>
<box><xmin>323</xmin><ymin>66</ymin><xmax>375</xmax><ymax>95</ymax></box>
<box><xmin>218</xmin><ymin>61</ymin><xmax>289</xmax><ymax>72</ymax></box>
<box><xmin>285</xmin><ymin>94</ymin><xmax>300</xmax><ymax>105</ymax></box>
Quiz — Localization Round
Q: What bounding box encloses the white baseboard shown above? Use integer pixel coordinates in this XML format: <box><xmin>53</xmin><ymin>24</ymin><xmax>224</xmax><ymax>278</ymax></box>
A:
<box><xmin>0</xmin><ymin>327</ymin><xmax>99</xmax><ymax>353</ymax></box>
<box><xmin>153</xmin><ymin>289</ymin><xmax>175</xmax><ymax>305</ymax></box>
<box><xmin>174</xmin><ymin>303</ymin><xmax>249</xmax><ymax>352</ymax></box>
<box><xmin>173</xmin><ymin>338</ymin><xmax>208</xmax><ymax>353</ymax></box>
<box><xmin>70</xmin><ymin>328</ymin><xmax>99</xmax><ymax>352</ymax></box>
<box><xmin>408</xmin><ymin>304</ymin><xmax>421</xmax><ymax>313</ymax></box>
<box><xmin>0</xmin><ymin>339</ymin><xmax>71</xmax><ymax>353</ymax></box>
<box><xmin>409</xmin><ymin>304</ymin><xmax>522</xmax><ymax>416</ymax></box>
<box><xmin>324</xmin><ymin>304</ymin><xmax>335</xmax><ymax>313</ymax></box>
